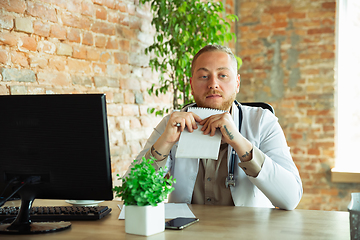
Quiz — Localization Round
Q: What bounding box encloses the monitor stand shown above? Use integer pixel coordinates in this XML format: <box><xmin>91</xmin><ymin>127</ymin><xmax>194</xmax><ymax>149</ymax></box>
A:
<box><xmin>0</xmin><ymin>187</ymin><xmax>71</xmax><ymax>234</ymax></box>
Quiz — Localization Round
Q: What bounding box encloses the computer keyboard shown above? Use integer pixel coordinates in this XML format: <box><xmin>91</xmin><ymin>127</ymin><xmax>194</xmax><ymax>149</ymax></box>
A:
<box><xmin>0</xmin><ymin>205</ymin><xmax>112</xmax><ymax>223</ymax></box>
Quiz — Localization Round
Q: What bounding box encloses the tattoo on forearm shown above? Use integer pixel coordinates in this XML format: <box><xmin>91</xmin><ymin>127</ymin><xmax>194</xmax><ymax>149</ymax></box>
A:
<box><xmin>241</xmin><ymin>149</ymin><xmax>253</xmax><ymax>159</ymax></box>
<box><xmin>242</xmin><ymin>151</ymin><xmax>250</xmax><ymax>158</ymax></box>
<box><xmin>151</xmin><ymin>146</ymin><xmax>168</xmax><ymax>158</ymax></box>
<box><xmin>223</xmin><ymin>125</ymin><xmax>234</xmax><ymax>140</ymax></box>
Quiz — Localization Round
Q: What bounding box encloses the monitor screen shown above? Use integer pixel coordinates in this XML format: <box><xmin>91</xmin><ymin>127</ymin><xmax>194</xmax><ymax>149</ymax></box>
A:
<box><xmin>0</xmin><ymin>94</ymin><xmax>113</xmax><ymax>233</ymax></box>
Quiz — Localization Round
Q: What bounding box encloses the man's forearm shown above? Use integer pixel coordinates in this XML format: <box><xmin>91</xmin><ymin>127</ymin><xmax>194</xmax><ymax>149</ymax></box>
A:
<box><xmin>228</xmin><ymin>131</ymin><xmax>253</xmax><ymax>162</ymax></box>
<box><xmin>150</xmin><ymin>135</ymin><xmax>174</xmax><ymax>161</ymax></box>
<box><xmin>229</xmin><ymin>132</ymin><xmax>264</xmax><ymax>177</ymax></box>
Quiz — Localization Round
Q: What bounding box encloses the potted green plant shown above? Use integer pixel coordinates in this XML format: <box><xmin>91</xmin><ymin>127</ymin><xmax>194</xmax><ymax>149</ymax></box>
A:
<box><xmin>113</xmin><ymin>157</ymin><xmax>175</xmax><ymax>236</ymax></box>
<box><xmin>139</xmin><ymin>0</ymin><xmax>241</xmax><ymax>115</ymax></box>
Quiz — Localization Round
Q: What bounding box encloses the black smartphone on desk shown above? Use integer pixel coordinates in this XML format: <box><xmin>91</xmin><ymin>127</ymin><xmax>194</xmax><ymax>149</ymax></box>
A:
<box><xmin>165</xmin><ymin>217</ymin><xmax>199</xmax><ymax>230</ymax></box>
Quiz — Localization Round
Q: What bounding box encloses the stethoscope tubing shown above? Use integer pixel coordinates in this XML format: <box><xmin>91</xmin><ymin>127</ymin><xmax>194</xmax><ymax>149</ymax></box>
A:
<box><xmin>229</xmin><ymin>100</ymin><xmax>242</xmax><ymax>177</ymax></box>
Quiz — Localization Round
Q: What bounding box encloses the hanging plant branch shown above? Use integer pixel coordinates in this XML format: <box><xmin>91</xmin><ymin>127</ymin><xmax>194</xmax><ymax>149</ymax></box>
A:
<box><xmin>141</xmin><ymin>0</ymin><xmax>241</xmax><ymax>115</ymax></box>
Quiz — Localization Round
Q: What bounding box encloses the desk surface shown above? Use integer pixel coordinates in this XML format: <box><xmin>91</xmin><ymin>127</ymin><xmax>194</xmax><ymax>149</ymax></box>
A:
<box><xmin>1</xmin><ymin>199</ymin><xmax>350</xmax><ymax>240</ymax></box>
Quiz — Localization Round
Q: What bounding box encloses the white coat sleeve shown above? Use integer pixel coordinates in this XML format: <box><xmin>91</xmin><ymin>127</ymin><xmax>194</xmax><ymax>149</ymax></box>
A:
<box><xmin>248</xmin><ymin>110</ymin><xmax>303</xmax><ymax>210</ymax></box>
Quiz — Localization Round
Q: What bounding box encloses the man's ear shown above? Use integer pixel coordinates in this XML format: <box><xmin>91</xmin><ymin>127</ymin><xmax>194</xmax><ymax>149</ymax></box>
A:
<box><xmin>236</xmin><ymin>74</ymin><xmax>241</xmax><ymax>93</ymax></box>
<box><xmin>190</xmin><ymin>77</ymin><xmax>194</xmax><ymax>95</ymax></box>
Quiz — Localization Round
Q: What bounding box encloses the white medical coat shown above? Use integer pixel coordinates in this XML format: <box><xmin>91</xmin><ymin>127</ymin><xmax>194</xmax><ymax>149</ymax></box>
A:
<box><xmin>135</xmin><ymin>102</ymin><xmax>303</xmax><ymax>210</ymax></box>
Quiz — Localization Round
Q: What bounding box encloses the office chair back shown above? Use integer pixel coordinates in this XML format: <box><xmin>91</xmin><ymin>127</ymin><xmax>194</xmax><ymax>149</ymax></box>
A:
<box><xmin>241</xmin><ymin>102</ymin><xmax>275</xmax><ymax>114</ymax></box>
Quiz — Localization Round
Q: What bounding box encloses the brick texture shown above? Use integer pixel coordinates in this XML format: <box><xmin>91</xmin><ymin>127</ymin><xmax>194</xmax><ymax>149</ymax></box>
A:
<box><xmin>1</xmin><ymin>0</ymin><xmax>355</xmax><ymax>211</ymax></box>
<box><xmin>0</xmin><ymin>0</ymin><xmax>169</xmax><ymax>190</ymax></box>
<box><xmin>235</xmin><ymin>0</ymin><xmax>360</xmax><ymax>211</ymax></box>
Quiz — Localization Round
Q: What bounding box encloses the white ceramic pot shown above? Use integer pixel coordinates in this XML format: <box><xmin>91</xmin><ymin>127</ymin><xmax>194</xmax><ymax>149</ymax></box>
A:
<box><xmin>125</xmin><ymin>202</ymin><xmax>165</xmax><ymax>236</ymax></box>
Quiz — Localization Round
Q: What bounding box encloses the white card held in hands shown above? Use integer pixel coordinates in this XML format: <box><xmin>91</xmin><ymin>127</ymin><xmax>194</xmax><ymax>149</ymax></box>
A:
<box><xmin>175</xmin><ymin>107</ymin><xmax>225</xmax><ymax>160</ymax></box>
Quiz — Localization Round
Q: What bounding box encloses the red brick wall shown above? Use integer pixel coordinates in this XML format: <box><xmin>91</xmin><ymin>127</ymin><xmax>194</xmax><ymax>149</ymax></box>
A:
<box><xmin>0</xmin><ymin>0</ymin><xmax>171</xmax><ymax>187</ymax></box>
<box><xmin>2</xmin><ymin>0</ymin><xmax>359</xmax><ymax>211</ymax></box>
<box><xmin>235</xmin><ymin>0</ymin><xmax>360</xmax><ymax>210</ymax></box>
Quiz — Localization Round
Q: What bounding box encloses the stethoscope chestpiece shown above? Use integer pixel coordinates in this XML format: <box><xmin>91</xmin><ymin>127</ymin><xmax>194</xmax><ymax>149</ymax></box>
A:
<box><xmin>225</xmin><ymin>173</ymin><xmax>235</xmax><ymax>188</ymax></box>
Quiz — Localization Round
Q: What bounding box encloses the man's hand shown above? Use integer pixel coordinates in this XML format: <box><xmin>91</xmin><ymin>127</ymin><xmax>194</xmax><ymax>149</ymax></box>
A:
<box><xmin>199</xmin><ymin>112</ymin><xmax>239</xmax><ymax>145</ymax></box>
<box><xmin>163</xmin><ymin>111</ymin><xmax>202</xmax><ymax>144</ymax></box>
<box><xmin>151</xmin><ymin>111</ymin><xmax>202</xmax><ymax>161</ymax></box>
<box><xmin>199</xmin><ymin>112</ymin><xmax>253</xmax><ymax>162</ymax></box>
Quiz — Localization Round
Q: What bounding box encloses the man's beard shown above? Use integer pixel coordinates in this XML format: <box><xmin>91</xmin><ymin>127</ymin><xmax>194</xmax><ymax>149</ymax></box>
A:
<box><xmin>193</xmin><ymin>90</ymin><xmax>237</xmax><ymax>111</ymax></box>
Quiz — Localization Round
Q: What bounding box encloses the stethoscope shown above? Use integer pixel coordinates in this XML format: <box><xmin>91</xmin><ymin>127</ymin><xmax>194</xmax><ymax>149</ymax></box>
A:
<box><xmin>184</xmin><ymin>100</ymin><xmax>242</xmax><ymax>188</ymax></box>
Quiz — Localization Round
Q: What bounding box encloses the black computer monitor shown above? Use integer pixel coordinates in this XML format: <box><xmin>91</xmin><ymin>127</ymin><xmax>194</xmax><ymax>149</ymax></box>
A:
<box><xmin>0</xmin><ymin>94</ymin><xmax>113</xmax><ymax>234</ymax></box>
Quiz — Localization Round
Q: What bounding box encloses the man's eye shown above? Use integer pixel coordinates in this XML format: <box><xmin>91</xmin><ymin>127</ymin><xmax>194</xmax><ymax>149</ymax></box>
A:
<box><xmin>220</xmin><ymin>74</ymin><xmax>227</xmax><ymax>78</ymax></box>
<box><xmin>200</xmin><ymin>75</ymin><xmax>208</xmax><ymax>79</ymax></box>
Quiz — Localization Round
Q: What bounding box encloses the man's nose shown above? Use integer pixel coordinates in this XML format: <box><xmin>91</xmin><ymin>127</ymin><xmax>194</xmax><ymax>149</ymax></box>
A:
<box><xmin>208</xmin><ymin>75</ymin><xmax>219</xmax><ymax>89</ymax></box>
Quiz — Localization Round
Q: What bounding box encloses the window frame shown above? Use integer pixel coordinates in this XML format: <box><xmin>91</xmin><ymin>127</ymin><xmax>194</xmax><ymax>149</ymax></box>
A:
<box><xmin>332</xmin><ymin>0</ymin><xmax>360</xmax><ymax>182</ymax></box>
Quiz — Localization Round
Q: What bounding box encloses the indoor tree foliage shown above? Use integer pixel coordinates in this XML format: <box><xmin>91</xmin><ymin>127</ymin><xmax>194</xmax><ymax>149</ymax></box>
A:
<box><xmin>140</xmin><ymin>0</ymin><xmax>241</xmax><ymax>116</ymax></box>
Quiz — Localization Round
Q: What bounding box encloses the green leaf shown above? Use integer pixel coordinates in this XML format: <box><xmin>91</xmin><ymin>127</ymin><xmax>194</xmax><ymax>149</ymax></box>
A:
<box><xmin>147</xmin><ymin>108</ymin><xmax>155</xmax><ymax>114</ymax></box>
<box><xmin>113</xmin><ymin>157</ymin><xmax>176</xmax><ymax>206</ymax></box>
<box><xmin>141</xmin><ymin>0</ymin><xmax>242</xmax><ymax>114</ymax></box>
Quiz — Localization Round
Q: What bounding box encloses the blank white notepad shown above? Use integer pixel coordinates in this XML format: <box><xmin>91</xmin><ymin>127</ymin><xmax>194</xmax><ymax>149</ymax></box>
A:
<box><xmin>175</xmin><ymin>107</ymin><xmax>225</xmax><ymax>160</ymax></box>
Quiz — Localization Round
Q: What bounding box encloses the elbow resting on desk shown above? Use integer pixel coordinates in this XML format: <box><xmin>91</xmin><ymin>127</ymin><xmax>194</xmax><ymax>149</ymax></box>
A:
<box><xmin>266</xmin><ymin>181</ymin><xmax>303</xmax><ymax>211</ymax></box>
